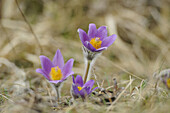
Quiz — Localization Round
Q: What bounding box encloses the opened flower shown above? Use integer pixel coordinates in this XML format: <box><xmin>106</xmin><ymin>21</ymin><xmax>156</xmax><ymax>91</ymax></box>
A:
<box><xmin>71</xmin><ymin>75</ymin><xmax>98</xmax><ymax>99</ymax></box>
<box><xmin>36</xmin><ymin>49</ymin><xmax>74</xmax><ymax>85</ymax></box>
<box><xmin>78</xmin><ymin>23</ymin><xmax>117</xmax><ymax>52</ymax></box>
<box><xmin>78</xmin><ymin>23</ymin><xmax>117</xmax><ymax>82</ymax></box>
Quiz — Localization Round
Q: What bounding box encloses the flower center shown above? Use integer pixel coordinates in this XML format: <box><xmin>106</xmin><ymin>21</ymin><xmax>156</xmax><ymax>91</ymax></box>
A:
<box><xmin>50</xmin><ymin>66</ymin><xmax>63</xmax><ymax>80</ymax></box>
<box><xmin>90</xmin><ymin>37</ymin><xmax>102</xmax><ymax>49</ymax></box>
<box><xmin>77</xmin><ymin>86</ymin><xmax>83</xmax><ymax>91</ymax></box>
<box><xmin>167</xmin><ymin>78</ymin><xmax>170</xmax><ymax>88</ymax></box>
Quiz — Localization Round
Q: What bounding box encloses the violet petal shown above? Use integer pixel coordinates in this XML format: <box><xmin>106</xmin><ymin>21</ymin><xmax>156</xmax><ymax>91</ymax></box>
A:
<box><xmin>72</xmin><ymin>84</ymin><xmax>80</xmax><ymax>96</ymax></box>
<box><xmin>62</xmin><ymin>59</ymin><xmax>74</xmax><ymax>77</ymax></box>
<box><xmin>88</xmin><ymin>23</ymin><xmax>97</xmax><ymax>38</ymax></box>
<box><xmin>96</xmin><ymin>26</ymin><xmax>107</xmax><ymax>39</ymax></box>
<box><xmin>72</xmin><ymin>75</ymin><xmax>75</xmax><ymax>84</ymax></box>
<box><xmin>86</xmin><ymin>41</ymin><xmax>96</xmax><ymax>52</ymax></box>
<box><xmin>101</xmin><ymin>34</ymin><xmax>117</xmax><ymax>47</ymax></box>
<box><xmin>52</xmin><ymin>49</ymin><xmax>64</xmax><ymax>69</ymax></box>
<box><xmin>75</xmin><ymin>75</ymin><xmax>84</xmax><ymax>87</ymax></box>
<box><xmin>39</xmin><ymin>56</ymin><xmax>53</xmax><ymax>74</ymax></box>
<box><xmin>62</xmin><ymin>71</ymin><xmax>74</xmax><ymax>80</ymax></box>
<box><xmin>78</xmin><ymin>28</ymin><xmax>90</xmax><ymax>46</ymax></box>
<box><xmin>79</xmin><ymin>87</ymin><xmax>90</xmax><ymax>98</ymax></box>
<box><xmin>36</xmin><ymin>68</ymin><xmax>50</xmax><ymax>80</ymax></box>
<box><xmin>89</xmin><ymin>87</ymin><xmax>98</xmax><ymax>94</ymax></box>
<box><xmin>84</xmin><ymin>80</ymin><xmax>94</xmax><ymax>90</ymax></box>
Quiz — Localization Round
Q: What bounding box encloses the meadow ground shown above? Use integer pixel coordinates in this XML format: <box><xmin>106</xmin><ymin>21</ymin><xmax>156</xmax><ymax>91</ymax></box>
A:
<box><xmin>0</xmin><ymin>0</ymin><xmax>170</xmax><ymax>113</ymax></box>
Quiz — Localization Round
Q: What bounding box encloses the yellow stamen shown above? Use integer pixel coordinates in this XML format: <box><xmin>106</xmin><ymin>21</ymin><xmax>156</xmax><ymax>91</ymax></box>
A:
<box><xmin>77</xmin><ymin>86</ymin><xmax>83</xmax><ymax>91</ymax></box>
<box><xmin>90</xmin><ymin>37</ymin><xmax>102</xmax><ymax>49</ymax></box>
<box><xmin>50</xmin><ymin>66</ymin><xmax>63</xmax><ymax>80</ymax></box>
<box><xmin>167</xmin><ymin>78</ymin><xmax>170</xmax><ymax>88</ymax></box>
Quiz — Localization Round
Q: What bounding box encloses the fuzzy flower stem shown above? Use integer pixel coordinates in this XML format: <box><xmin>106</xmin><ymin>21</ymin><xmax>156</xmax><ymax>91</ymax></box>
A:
<box><xmin>56</xmin><ymin>87</ymin><xmax>60</xmax><ymax>102</ymax></box>
<box><xmin>83</xmin><ymin>60</ymin><xmax>92</xmax><ymax>84</ymax></box>
<box><xmin>51</xmin><ymin>83</ymin><xmax>61</xmax><ymax>104</ymax></box>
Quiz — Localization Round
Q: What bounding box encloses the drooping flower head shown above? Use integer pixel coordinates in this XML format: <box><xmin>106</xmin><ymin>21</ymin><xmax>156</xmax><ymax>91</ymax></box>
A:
<box><xmin>78</xmin><ymin>23</ymin><xmax>117</xmax><ymax>53</ymax></box>
<box><xmin>36</xmin><ymin>49</ymin><xmax>74</xmax><ymax>85</ymax></box>
<box><xmin>71</xmin><ymin>75</ymin><xmax>98</xmax><ymax>99</ymax></box>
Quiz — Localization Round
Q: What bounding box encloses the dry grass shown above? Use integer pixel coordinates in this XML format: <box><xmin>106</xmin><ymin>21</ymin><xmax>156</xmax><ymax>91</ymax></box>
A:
<box><xmin>0</xmin><ymin>0</ymin><xmax>170</xmax><ymax>113</ymax></box>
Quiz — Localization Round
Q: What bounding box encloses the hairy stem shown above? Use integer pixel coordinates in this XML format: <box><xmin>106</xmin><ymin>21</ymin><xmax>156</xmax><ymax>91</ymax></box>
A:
<box><xmin>50</xmin><ymin>83</ymin><xmax>61</xmax><ymax>105</ymax></box>
<box><xmin>56</xmin><ymin>87</ymin><xmax>60</xmax><ymax>102</ymax></box>
<box><xmin>83</xmin><ymin>60</ymin><xmax>92</xmax><ymax>83</ymax></box>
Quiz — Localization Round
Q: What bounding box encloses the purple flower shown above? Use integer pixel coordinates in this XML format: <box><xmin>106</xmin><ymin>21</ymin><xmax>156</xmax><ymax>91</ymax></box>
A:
<box><xmin>160</xmin><ymin>69</ymin><xmax>170</xmax><ymax>89</ymax></box>
<box><xmin>71</xmin><ymin>75</ymin><xmax>98</xmax><ymax>99</ymax></box>
<box><xmin>36</xmin><ymin>49</ymin><xmax>74</xmax><ymax>85</ymax></box>
<box><xmin>157</xmin><ymin>69</ymin><xmax>170</xmax><ymax>89</ymax></box>
<box><xmin>78</xmin><ymin>23</ymin><xmax>117</xmax><ymax>52</ymax></box>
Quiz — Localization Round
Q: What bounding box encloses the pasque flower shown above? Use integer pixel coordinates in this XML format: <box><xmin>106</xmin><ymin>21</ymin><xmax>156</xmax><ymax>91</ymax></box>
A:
<box><xmin>36</xmin><ymin>49</ymin><xmax>74</xmax><ymax>85</ymax></box>
<box><xmin>155</xmin><ymin>69</ymin><xmax>170</xmax><ymax>90</ymax></box>
<box><xmin>159</xmin><ymin>69</ymin><xmax>170</xmax><ymax>89</ymax></box>
<box><xmin>71</xmin><ymin>75</ymin><xmax>98</xmax><ymax>99</ymax></box>
<box><xmin>78</xmin><ymin>23</ymin><xmax>117</xmax><ymax>53</ymax></box>
<box><xmin>78</xmin><ymin>23</ymin><xmax>117</xmax><ymax>83</ymax></box>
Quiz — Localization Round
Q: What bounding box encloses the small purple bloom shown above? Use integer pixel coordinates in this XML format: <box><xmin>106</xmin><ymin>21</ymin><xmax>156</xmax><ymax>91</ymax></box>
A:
<box><xmin>159</xmin><ymin>69</ymin><xmax>170</xmax><ymax>89</ymax></box>
<box><xmin>71</xmin><ymin>75</ymin><xmax>98</xmax><ymax>99</ymax></box>
<box><xmin>78</xmin><ymin>23</ymin><xmax>117</xmax><ymax>52</ymax></box>
<box><xmin>36</xmin><ymin>49</ymin><xmax>74</xmax><ymax>85</ymax></box>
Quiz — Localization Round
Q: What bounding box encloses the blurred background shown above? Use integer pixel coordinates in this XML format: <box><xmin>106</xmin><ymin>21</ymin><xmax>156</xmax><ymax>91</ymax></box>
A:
<box><xmin>0</xmin><ymin>0</ymin><xmax>170</xmax><ymax>112</ymax></box>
